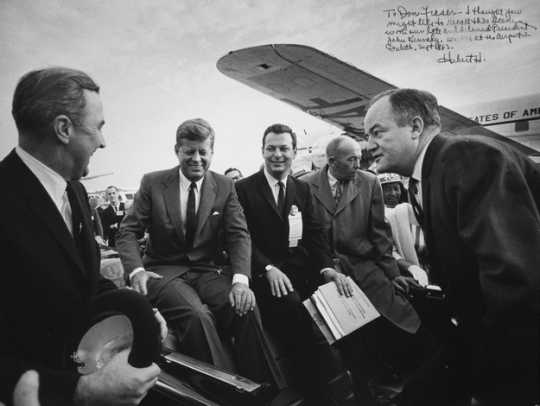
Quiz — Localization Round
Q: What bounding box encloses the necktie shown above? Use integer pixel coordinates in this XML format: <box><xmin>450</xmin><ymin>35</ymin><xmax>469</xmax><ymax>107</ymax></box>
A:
<box><xmin>66</xmin><ymin>182</ymin><xmax>82</xmax><ymax>237</ymax></box>
<box><xmin>408</xmin><ymin>178</ymin><xmax>424</xmax><ymax>227</ymax></box>
<box><xmin>277</xmin><ymin>181</ymin><xmax>285</xmax><ymax>217</ymax></box>
<box><xmin>185</xmin><ymin>182</ymin><xmax>197</xmax><ymax>248</ymax></box>
<box><xmin>66</xmin><ymin>182</ymin><xmax>90</xmax><ymax>275</ymax></box>
<box><xmin>61</xmin><ymin>188</ymin><xmax>73</xmax><ymax>234</ymax></box>
<box><xmin>335</xmin><ymin>180</ymin><xmax>345</xmax><ymax>205</ymax></box>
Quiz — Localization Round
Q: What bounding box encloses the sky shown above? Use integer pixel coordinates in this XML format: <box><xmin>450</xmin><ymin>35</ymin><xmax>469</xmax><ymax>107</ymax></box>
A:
<box><xmin>1</xmin><ymin>0</ymin><xmax>539</xmax><ymax>191</ymax></box>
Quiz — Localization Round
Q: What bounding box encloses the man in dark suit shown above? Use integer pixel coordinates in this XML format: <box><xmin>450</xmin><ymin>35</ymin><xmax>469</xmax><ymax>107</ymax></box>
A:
<box><xmin>0</xmin><ymin>68</ymin><xmax>161</xmax><ymax>405</ymax></box>
<box><xmin>365</xmin><ymin>88</ymin><xmax>540</xmax><ymax>405</ymax></box>
<box><xmin>98</xmin><ymin>185</ymin><xmax>126</xmax><ymax>247</ymax></box>
<box><xmin>236</xmin><ymin>124</ymin><xmax>358</xmax><ymax>405</ymax></box>
<box><xmin>116</xmin><ymin>119</ymin><xmax>283</xmax><ymax>387</ymax></box>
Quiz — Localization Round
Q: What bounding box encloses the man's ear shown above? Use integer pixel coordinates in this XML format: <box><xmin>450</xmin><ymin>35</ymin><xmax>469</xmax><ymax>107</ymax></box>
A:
<box><xmin>174</xmin><ymin>144</ymin><xmax>179</xmax><ymax>154</ymax></box>
<box><xmin>53</xmin><ymin>115</ymin><xmax>73</xmax><ymax>145</ymax></box>
<box><xmin>410</xmin><ymin>116</ymin><xmax>424</xmax><ymax>140</ymax></box>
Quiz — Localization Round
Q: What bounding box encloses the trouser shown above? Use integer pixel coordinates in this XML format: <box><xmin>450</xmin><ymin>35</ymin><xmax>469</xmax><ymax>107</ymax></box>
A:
<box><xmin>148</xmin><ymin>266</ymin><xmax>280</xmax><ymax>385</ymax></box>
<box><xmin>254</xmin><ymin>275</ymin><xmax>359</xmax><ymax>405</ymax></box>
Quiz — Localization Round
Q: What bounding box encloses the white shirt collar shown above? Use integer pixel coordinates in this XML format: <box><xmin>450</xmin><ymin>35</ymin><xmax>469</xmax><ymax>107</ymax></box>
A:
<box><xmin>263</xmin><ymin>166</ymin><xmax>288</xmax><ymax>189</ymax></box>
<box><xmin>15</xmin><ymin>146</ymin><xmax>67</xmax><ymax>207</ymax></box>
<box><xmin>178</xmin><ymin>168</ymin><xmax>204</xmax><ymax>192</ymax></box>
<box><xmin>326</xmin><ymin>167</ymin><xmax>338</xmax><ymax>189</ymax></box>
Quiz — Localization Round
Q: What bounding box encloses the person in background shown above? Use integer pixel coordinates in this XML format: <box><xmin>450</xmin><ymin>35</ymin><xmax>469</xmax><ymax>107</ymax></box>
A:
<box><xmin>88</xmin><ymin>195</ymin><xmax>105</xmax><ymax>244</ymax></box>
<box><xmin>98</xmin><ymin>185</ymin><xmax>126</xmax><ymax>247</ymax></box>
<box><xmin>365</xmin><ymin>87</ymin><xmax>540</xmax><ymax>406</ymax></box>
<box><xmin>224</xmin><ymin>167</ymin><xmax>243</xmax><ymax>182</ymax></box>
<box><xmin>377</xmin><ymin>173</ymin><xmax>428</xmax><ymax>287</ymax></box>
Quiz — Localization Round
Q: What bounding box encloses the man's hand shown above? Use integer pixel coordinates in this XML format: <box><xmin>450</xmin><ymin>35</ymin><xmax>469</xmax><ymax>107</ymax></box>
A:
<box><xmin>407</xmin><ymin>265</ymin><xmax>429</xmax><ymax>287</ymax></box>
<box><xmin>392</xmin><ymin>275</ymin><xmax>419</xmax><ymax>294</ymax></box>
<box><xmin>322</xmin><ymin>268</ymin><xmax>353</xmax><ymax>297</ymax></box>
<box><xmin>152</xmin><ymin>308</ymin><xmax>168</xmax><ymax>342</ymax></box>
<box><xmin>74</xmin><ymin>349</ymin><xmax>160</xmax><ymax>406</ymax></box>
<box><xmin>131</xmin><ymin>270</ymin><xmax>162</xmax><ymax>296</ymax></box>
<box><xmin>265</xmin><ymin>266</ymin><xmax>294</xmax><ymax>298</ymax></box>
<box><xmin>228</xmin><ymin>283</ymin><xmax>256</xmax><ymax>317</ymax></box>
<box><xmin>13</xmin><ymin>370</ymin><xmax>40</xmax><ymax>406</ymax></box>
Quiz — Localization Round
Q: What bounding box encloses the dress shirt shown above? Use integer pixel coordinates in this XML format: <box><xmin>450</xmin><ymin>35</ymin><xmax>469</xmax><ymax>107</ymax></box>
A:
<box><xmin>326</xmin><ymin>168</ymin><xmax>340</xmax><ymax>199</ymax></box>
<box><xmin>15</xmin><ymin>146</ymin><xmax>72</xmax><ymax>233</ymax></box>
<box><xmin>410</xmin><ymin>135</ymin><xmax>437</xmax><ymax>209</ymax></box>
<box><xmin>263</xmin><ymin>167</ymin><xmax>288</xmax><ymax>205</ymax></box>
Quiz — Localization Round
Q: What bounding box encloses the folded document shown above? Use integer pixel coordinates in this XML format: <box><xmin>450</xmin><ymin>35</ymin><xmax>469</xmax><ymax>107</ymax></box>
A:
<box><xmin>303</xmin><ymin>277</ymin><xmax>380</xmax><ymax>344</ymax></box>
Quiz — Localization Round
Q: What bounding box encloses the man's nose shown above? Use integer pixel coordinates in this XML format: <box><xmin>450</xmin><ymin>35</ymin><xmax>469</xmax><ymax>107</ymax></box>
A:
<box><xmin>192</xmin><ymin>151</ymin><xmax>202</xmax><ymax>161</ymax></box>
<box><xmin>366</xmin><ymin>136</ymin><xmax>376</xmax><ymax>150</ymax></box>
<box><xmin>98</xmin><ymin>132</ymin><xmax>106</xmax><ymax>149</ymax></box>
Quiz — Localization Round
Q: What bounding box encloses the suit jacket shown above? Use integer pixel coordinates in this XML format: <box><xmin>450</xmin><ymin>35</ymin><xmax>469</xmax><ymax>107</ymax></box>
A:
<box><xmin>116</xmin><ymin>167</ymin><xmax>250</xmax><ymax>286</ymax></box>
<box><xmin>303</xmin><ymin>167</ymin><xmax>420</xmax><ymax>333</ymax></box>
<box><xmin>420</xmin><ymin>133</ymin><xmax>540</xmax><ymax>393</ymax></box>
<box><xmin>235</xmin><ymin>170</ymin><xmax>333</xmax><ymax>282</ymax></box>
<box><xmin>97</xmin><ymin>202</ymin><xmax>125</xmax><ymax>245</ymax></box>
<box><xmin>0</xmin><ymin>150</ymin><xmax>116</xmax><ymax>405</ymax></box>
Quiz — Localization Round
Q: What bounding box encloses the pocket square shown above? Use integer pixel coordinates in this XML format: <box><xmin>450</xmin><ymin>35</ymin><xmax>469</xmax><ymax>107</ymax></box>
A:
<box><xmin>211</xmin><ymin>211</ymin><xmax>220</xmax><ymax>216</ymax></box>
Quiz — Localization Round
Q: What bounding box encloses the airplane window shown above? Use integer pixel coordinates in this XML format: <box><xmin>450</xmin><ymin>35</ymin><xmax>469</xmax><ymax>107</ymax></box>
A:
<box><xmin>515</xmin><ymin>120</ymin><xmax>529</xmax><ymax>132</ymax></box>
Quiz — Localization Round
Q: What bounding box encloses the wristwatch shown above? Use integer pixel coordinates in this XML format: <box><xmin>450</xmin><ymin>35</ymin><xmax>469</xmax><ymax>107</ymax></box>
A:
<box><xmin>264</xmin><ymin>264</ymin><xmax>274</xmax><ymax>272</ymax></box>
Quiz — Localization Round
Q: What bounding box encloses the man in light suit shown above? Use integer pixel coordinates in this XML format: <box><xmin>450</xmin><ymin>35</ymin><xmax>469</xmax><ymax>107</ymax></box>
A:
<box><xmin>364</xmin><ymin>88</ymin><xmax>540</xmax><ymax>405</ymax></box>
<box><xmin>116</xmin><ymin>119</ymin><xmax>281</xmax><ymax>386</ymax></box>
<box><xmin>0</xmin><ymin>68</ymin><xmax>160</xmax><ymax>405</ymax></box>
<box><xmin>236</xmin><ymin>124</ymin><xmax>359</xmax><ymax>406</ymax></box>
<box><xmin>303</xmin><ymin>136</ymin><xmax>421</xmax><ymax>334</ymax></box>
<box><xmin>303</xmin><ymin>136</ymin><xmax>435</xmax><ymax>405</ymax></box>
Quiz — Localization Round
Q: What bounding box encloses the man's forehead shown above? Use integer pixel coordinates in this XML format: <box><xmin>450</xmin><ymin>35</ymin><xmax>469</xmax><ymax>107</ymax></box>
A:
<box><xmin>264</xmin><ymin>132</ymin><xmax>293</xmax><ymax>146</ymax></box>
<box><xmin>365</xmin><ymin>96</ymin><xmax>392</xmax><ymax>124</ymax></box>
<box><xmin>336</xmin><ymin>139</ymin><xmax>360</xmax><ymax>155</ymax></box>
<box><xmin>178</xmin><ymin>138</ymin><xmax>212</xmax><ymax>149</ymax></box>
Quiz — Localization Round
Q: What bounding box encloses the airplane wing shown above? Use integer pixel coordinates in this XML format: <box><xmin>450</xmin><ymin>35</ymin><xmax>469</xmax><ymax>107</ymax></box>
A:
<box><xmin>81</xmin><ymin>172</ymin><xmax>114</xmax><ymax>181</ymax></box>
<box><xmin>217</xmin><ymin>44</ymin><xmax>540</xmax><ymax>157</ymax></box>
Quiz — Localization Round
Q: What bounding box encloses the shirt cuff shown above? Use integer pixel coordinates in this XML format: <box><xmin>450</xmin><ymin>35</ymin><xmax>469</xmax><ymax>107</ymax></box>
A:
<box><xmin>320</xmin><ymin>267</ymin><xmax>335</xmax><ymax>275</ymax></box>
<box><xmin>129</xmin><ymin>267</ymin><xmax>145</xmax><ymax>282</ymax></box>
<box><xmin>232</xmin><ymin>273</ymin><xmax>249</xmax><ymax>286</ymax></box>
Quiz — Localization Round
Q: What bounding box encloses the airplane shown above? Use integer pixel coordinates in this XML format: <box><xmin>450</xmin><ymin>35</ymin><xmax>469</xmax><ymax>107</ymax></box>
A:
<box><xmin>216</xmin><ymin>44</ymin><xmax>540</xmax><ymax>169</ymax></box>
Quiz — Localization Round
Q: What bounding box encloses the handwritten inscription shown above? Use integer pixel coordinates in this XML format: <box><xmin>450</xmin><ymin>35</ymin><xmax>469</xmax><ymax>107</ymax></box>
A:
<box><xmin>384</xmin><ymin>5</ymin><xmax>537</xmax><ymax>63</ymax></box>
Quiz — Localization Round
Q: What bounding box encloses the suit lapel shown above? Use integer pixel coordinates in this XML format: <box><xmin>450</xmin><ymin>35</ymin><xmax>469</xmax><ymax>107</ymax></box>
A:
<box><xmin>161</xmin><ymin>167</ymin><xmax>185</xmax><ymax>244</ymax></box>
<box><xmin>69</xmin><ymin>181</ymin><xmax>99</xmax><ymax>280</ymax></box>
<box><xmin>310</xmin><ymin>168</ymin><xmax>336</xmax><ymax>214</ymax></box>
<box><xmin>195</xmin><ymin>172</ymin><xmax>217</xmax><ymax>242</ymax></box>
<box><xmin>335</xmin><ymin>172</ymin><xmax>361</xmax><ymax>216</ymax></box>
<box><xmin>418</xmin><ymin>134</ymin><xmax>446</xmax><ymax>264</ymax></box>
<box><xmin>256</xmin><ymin>170</ymin><xmax>283</xmax><ymax>220</ymax></box>
<box><xmin>8</xmin><ymin>152</ymin><xmax>86</xmax><ymax>277</ymax></box>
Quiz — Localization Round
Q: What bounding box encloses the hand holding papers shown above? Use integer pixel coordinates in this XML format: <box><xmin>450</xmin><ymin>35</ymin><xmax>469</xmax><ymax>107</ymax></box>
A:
<box><xmin>303</xmin><ymin>277</ymin><xmax>380</xmax><ymax>345</ymax></box>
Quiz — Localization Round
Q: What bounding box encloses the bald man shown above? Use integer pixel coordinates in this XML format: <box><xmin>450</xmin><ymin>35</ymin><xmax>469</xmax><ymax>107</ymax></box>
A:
<box><xmin>303</xmin><ymin>136</ymin><xmax>435</xmax><ymax>404</ymax></box>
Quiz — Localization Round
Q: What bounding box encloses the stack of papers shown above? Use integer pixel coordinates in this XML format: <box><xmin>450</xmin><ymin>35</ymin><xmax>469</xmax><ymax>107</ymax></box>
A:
<box><xmin>303</xmin><ymin>277</ymin><xmax>380</xmax><ymax>345</ymax></box>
